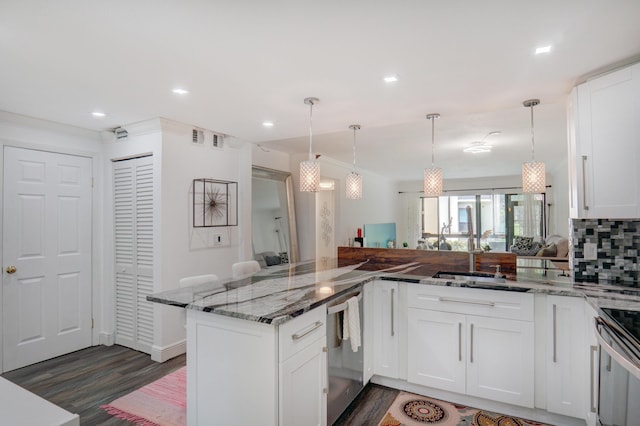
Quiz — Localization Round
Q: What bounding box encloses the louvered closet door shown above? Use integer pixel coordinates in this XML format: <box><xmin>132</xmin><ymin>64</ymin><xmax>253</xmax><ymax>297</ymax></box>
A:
<box><xmin>113</xmin><ymin>156</ymin><xmax>154</xmax><ymax>354</ymax></box>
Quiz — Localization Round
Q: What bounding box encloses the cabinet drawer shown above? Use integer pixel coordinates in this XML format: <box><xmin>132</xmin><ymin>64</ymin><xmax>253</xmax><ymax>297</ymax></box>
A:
<box><xmin>407</xmin><ymin>284</ymin><xmax>533</xmax><ymax>321</ymax></box>
<box><xmin>279</xmin><ymin>306</ymin><xmax>326</xmax><ymax>361</ymax></box>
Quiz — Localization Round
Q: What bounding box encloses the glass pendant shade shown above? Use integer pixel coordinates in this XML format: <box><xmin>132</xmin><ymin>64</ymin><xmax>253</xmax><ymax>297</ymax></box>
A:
<box><xmin>346</xmin><ymin>124</ymin><xmax>363</xmax><ymax>199</ymax></box>
<box><xmin>424</xmin><ymin>166</ymin><xmax>443</xmax><ymax>197</ymax></box>
<box><xmin>522</xmin><ymin>161</ymin><xmax>546</xmax><ymax>193</ymax></box>
<box><xmin>300</xmin><ymin>97</ymin><xmax>320</xmax><ymax>192</ymax></box>
<box><xmin>423</xmin><ymin>113</ymin><xmax>442</xmax><ymax>197</ymax></box>
<box><xmin>346</xmin><ymin>171</ymin><xmax>362</xmax><ymax>199</ymax></box>
<box><xmin>521</xmin><ymin>99</ymin><xmax>545</xmax><ymax>194</ymax></box>
<box><xmin>300</xmin><ymin>159</ymin><xmax>320</xmax><ymax>192</ymax></box>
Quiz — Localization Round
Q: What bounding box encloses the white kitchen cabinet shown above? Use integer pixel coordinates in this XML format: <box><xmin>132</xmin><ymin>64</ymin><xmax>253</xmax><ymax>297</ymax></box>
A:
<box><xmin>407</xmin><ymin>309</ymin><xmax>465</xmax><ymax>394</ymax></box>
<box><xmin>545</xmin><ymin>295</ymin><xmax>586</xmax><ymax>418</ymax></box>
<box><xmin>568</xmin><ymin>62</ymin><xmax>640</xmax><ymax>218</ymax></box>
<box><xmin>407</xmin><ymin>285</ymin><xmax>534</xmax><ymax>408</ymax></box>
<box><xmin>280</xmin><ymin>337</ymin><xmax>327</xmax><ymax>426</ymax></box>
<box><xmin>363</xmin><ymin>282</ymin><xmax>374</xmax><ymax>383</ymax></box>
<box><xmin>584</xmin><ymin>303</ymin><xmax>600</xmax><ymax>426</ymax></box>
<box><xmin>187</xmin><ymin>305</ymin><xmax>327</xmax><ymax>426</ymax></box>
<box><xmin>372</xmin><ymin>280</ymin><xmax>399</xmax><ymax>378</ymax></box>
<box><xmin>279</xmin><ymin>306</ymin><xmax>327</xmax><ymax>426</ymax></box>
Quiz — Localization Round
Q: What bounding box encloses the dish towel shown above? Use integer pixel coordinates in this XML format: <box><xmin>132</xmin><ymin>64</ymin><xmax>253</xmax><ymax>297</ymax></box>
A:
<box><xmin>342</xmin><ymin>296</ymin><xmax>361</xmax><ymax>352</ymax></box>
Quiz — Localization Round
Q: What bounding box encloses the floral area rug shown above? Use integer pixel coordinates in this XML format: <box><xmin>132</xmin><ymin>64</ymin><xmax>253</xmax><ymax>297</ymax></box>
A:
<box><xmin>378</xmin><ymin>391</ymin><xmax>550</xmax><ymax>426</ymax></box>
<box><xmin>101</xmin><ymin>366</ymin><xmax>186</xmax><ymax>426</ymax></box>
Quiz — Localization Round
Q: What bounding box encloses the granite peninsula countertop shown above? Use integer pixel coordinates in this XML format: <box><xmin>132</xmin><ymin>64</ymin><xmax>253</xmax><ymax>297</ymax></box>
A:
<box><xmin>148</xmin><ymin>259</ymin><xmax>640</xmax><ymax>325</ymax></box>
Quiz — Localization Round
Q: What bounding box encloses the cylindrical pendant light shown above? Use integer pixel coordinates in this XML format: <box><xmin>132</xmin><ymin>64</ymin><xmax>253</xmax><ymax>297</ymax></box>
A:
<box><xmin>521</xmin><ymin>99</ymin><xmax>546</xmax><ymax>193</ymax></box>
<box><xmin>424</xmin><ymin>113</ymin><xmax>443</xmax><ymax>197</ymax></box>
<box><xmin>346</xmin><ymin>124</ymin><xmax>363</xmax><ymax>199</ymax></box>
<box><xmin>300</xmin><ymin>97</ymin><xmax>320</xmax><ymax>192</ymax></box>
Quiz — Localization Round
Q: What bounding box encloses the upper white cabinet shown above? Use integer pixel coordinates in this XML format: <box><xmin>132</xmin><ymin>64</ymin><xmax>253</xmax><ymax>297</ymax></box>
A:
<box><xmin>568</xmin><ymin>62</ymin><xmax>640</xmax><ymax>218</ymax></box>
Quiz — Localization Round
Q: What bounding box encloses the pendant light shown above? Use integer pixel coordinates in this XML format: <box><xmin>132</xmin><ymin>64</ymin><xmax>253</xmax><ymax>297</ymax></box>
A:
<box><xmin>521</xmin><ymin>99</ymin><xmax>546</xmax><ymax>193</ymax></box>
<box><xmin>346</xmin><ymin>124</ymin><xmax>363</xmax><ymax>199</ymax></box>
<box><xmin>300</xmin><ymin>97</ymin><xmax>320</xmax><ymax>192</ymax></box>
<box><xmin>424</xmin><ymin>113</ymin><xmax>443</xmax><ymax>197</ymax></box>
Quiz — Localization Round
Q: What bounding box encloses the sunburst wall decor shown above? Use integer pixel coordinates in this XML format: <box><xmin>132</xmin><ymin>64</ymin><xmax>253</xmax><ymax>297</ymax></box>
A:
<box><xmin>193</xmin><ymin>178</ymin><xmax>238</xmax><ymax>227</ymax></box>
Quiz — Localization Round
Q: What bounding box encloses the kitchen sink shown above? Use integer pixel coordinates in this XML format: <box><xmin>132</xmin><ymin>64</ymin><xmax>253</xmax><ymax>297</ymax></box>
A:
<box><xmin>432</xmin><ymin>270</ymin><xmax>507</xmax><ymax>284</ymax></box>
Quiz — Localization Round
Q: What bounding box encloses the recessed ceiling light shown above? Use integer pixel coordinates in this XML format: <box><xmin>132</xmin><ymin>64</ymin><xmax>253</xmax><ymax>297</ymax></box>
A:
<box><xmin>535</xmin><ymin>45</ymin><xmax>552</xmax><ymax>55</ymax></box>
<box><xmin>384</xmin><ymin>75</ymin><xmax>398</xmax><ymax>83</ymax></box>
<box><xmin>262</xmin><ymin>121</ymin><xmax>274</xmax><ymax>127</ymax></box>
<box><xmin>172</xmin><ymin>88</ymin><xmax>189</xmax><ymax>95</ymax></box>
<box><xmin>91</xmin><ymin>111</ymin><xmax>106</xmax><ymax>117</ymax></box>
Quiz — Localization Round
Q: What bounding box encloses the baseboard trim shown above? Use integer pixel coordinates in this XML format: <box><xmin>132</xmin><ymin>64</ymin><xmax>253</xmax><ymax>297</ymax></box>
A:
<box><xmin>99</xmin><ymin>332</ymin><xmax>114</xmax><ymax>346</ymax></box>
<box><xmin>150</xmin><ymin>340</ymin><xmax>186</xmax><ymax>362</ymax></box>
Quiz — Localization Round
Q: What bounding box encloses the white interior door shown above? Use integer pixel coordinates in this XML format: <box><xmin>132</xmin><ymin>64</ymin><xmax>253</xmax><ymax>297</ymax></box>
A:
<box><xmin>2</xmin><ymin>146</ymin><xmax>92</xmax><ymax>372</ymax></box>
<box><xmin>113</xmin><ymin>156</ymin><xmax>154</xmax><ymax>354</ymax></box>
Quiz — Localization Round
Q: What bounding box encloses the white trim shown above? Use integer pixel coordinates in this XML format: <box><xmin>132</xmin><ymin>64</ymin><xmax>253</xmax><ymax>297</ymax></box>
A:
<box><xmin>99</xmin><ymin>332</ymin><xmax>114</xmax><ymax>346</ymax></box>
<box><xmin>151</xmin><ymin>340</ymin><xmax>186</xmax><ymax>363</ymax></box>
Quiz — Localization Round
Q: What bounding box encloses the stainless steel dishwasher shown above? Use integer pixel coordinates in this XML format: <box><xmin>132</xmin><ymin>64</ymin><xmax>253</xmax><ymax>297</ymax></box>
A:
<box><xmin>326</xmin><ymin>288</ymin><xmax>364</xmax><ymax>425</ymax></box>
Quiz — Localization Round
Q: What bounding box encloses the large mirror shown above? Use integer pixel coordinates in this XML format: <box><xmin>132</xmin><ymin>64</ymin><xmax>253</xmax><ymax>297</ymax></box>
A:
<box><xmin>251</xmin><ymin>166</ymin><xmax>299</xmax><ymax>266</ymax></box>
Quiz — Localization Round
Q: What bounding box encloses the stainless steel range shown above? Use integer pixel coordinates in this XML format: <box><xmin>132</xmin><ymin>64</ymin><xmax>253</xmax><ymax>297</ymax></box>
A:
<box><xmin>595</xmin><ymin>307</ymin><xmax>640</xmax><ymax>426</ymax></box>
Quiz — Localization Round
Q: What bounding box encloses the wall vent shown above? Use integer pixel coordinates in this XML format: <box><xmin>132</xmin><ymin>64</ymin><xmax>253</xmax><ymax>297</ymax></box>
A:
<box><xmin>192</xmin><ymin>129</ymin><xmax>204</xmax><ymax>145</ymax></box>
<box><xmin>114</xmin><ymin>127</ymin><xmax>128</xmax><ymax>141</ymax></box>
<box><xmin>212</xmin><ymin>133</ymin><xmax>224</xmax><ymax>149</ymax></box>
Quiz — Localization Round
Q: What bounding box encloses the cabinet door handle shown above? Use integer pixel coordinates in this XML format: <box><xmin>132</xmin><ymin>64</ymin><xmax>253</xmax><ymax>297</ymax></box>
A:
<box><xmin>439</xmin><ymin>296</ymin><xmax>495</xmax><ymax>307</ymax></box>
<box><xmin>582</xmin><ymin>155</ymin><xmax>589</xmax><ymax>211</ymax></box>
<box><xmin>458</xmin><ymin>322</ymin><xmax>462</xmax><ymax>361</ymax></box>
<box><xmin>291</xmin><ymin>321</ymin><xmax>323</xmax><ymax>341</ymax></box>
<box><xmin>590</xmin><ymin>345</ymin><xmax>598</xmax><ymax>413</ymax></box>
<box><xmin>470</xmin><ymin>323</ymin><xmax>474</xmax><ymax>363</ymax></box>
<box><xmin>552</xmin><ymin>304</ymin><xmax>557</xmax><ymax>363</ymax></box>
<box><xmin>390</xmin><ymin>287</ymin><xmax>395</xmax><ymax>337</ymax></box>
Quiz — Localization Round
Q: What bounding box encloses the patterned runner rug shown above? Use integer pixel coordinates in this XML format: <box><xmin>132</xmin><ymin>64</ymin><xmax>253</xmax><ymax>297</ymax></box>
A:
<box><xmin>101</xmin><ymin>366</ymin><xmax>186</xmax><ymax>426</ymax></box>
<box><xmin>378</xmin><ymin>391</ymin><xmax>550</xmax><ymax>426</ymax></box>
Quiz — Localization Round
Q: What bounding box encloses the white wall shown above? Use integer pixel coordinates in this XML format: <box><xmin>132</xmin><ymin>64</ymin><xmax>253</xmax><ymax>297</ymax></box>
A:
<box><xmin>291</xmin><ymin>153</ymin><xmax>397</xmax><ymax>260</ymax></box>
<box><xmin>157</xmin><ymin>120</ymin><xmax>251</xmax><ymax>352</ymax></box>
<box><xmin>0</xmin><ymin>111</ymin><xmax>104</xmax><ymax>367</ymax></box>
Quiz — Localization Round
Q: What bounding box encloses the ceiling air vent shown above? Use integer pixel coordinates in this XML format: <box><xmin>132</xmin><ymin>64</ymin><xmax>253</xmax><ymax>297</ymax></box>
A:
<box><xmin>212</xmin><ymin>133</ymin><xmax>224</xmax><ymax>149</ymax></box>
<box><xmin>192</xmin><ymin>129</ymin><xmax>204</xmax><ymax>145</ymax></box>
<box><xmin>114</xmin><ymin>127</ymin><xmax>128</xmax><ymax>141</ymax></box>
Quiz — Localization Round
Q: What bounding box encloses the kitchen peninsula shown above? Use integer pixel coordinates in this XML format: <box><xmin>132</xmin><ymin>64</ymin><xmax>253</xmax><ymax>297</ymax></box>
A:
<box><xmin>149</xmin><ymin>258</ymin><xmax>638</xmax><ymax>426</ymax></box>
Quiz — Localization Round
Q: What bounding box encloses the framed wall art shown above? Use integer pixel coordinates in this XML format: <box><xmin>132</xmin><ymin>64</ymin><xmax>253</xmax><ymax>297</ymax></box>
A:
<box><xmin>192</xmin><ymin>178</ymin><xmax>238</xmax><ymax>227</ymax></box>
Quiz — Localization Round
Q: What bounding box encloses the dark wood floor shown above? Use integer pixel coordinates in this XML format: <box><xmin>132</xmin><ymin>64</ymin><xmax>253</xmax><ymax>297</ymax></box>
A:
<box><xmin>2</xmin><ymin>345</ymin><xmax>186</xmax><ymax>425</ymax></box>
<box><xmin>2</xmin><ymin>344</ymin><xmax>399</xmax><ymax>425</ymax></box>
<box><xmin>333</xmin><ymin>383</ymin><xmax>399</xmax><ymax>426</ymax></box>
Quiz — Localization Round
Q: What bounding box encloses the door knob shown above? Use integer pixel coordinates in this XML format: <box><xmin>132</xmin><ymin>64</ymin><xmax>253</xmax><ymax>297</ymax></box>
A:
<box><xmin>5</xmin><ymin>266</ymin><xmax>16</xmax><ymax>274</ymax></box>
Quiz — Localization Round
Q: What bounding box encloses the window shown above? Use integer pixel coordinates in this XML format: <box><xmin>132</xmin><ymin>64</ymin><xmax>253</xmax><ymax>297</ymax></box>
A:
<box><xmin>421</xmin><ymin>192</ymin><xmax>545</xmax><ymax>252</ymax></box>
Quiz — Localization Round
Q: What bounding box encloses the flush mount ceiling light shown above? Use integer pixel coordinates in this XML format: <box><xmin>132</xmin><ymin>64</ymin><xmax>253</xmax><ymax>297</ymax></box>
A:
<box><xmin>522</xmin><ymin>99</ymin><xmax>546</xmax><ymax>193</ymax></box>
<box><xmin>299</xmin><ymin>97</ymin><xmax>320</xmax><ymax>192</ymax></box>
<box><xmin>535</xmin><ymin>45</ymin><xmax>552</xmax><ymax>55</ymax></box>
<box><xmin>346</xmin><ymin>124</ymin><xmax>363</xmax><ymax>199</ymax></box>
<box><xmin>172</xmin><ymin>88</ymin><xmax>189</xmax><ymax>95</ymax></box>
<box><xmin>463</xmin><ymin>131</ymin><xmax>500</xmax><ymax>153</ymax></box>
<box><xmin>424</xmin><ymin>113</ymin><xmax>443</xmax><ymax>197</ymax></box>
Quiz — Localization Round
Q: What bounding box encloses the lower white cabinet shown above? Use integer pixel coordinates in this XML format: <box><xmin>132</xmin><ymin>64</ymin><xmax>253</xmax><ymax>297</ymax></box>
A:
<box><xmin>280</xmin><ymin>337</ymin><xmax>327</xmax><ymax>426</ymax></box>
<box><xmin>584</xmin><ymin>303</ymin><xmax>600</xmax><ymax>426</ymax></box>
<box><xmin>407</xmin><ymin>285</ymin><xmax>535</xmax><ymax>408</ymax></box>
<box><xmin>372</xmin><ymin>280</ymin><xmax>399</xmax><ymax>378</ymax></box>
<box><xmin>187</xmin><ymin>306</ymin><xmax>327</xmax><ymax>426</ymax></box>
<box><xmin>545</xmin><ymin>295</ymin><xmax>586</xmax><ymax>418</ymax></box>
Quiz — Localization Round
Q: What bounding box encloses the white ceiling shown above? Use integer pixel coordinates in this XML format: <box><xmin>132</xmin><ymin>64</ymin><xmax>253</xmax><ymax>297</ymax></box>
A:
<box><xmin>2</xmin><ymin>1</ymin><xmax>640</xmax><ymax>182</ymax></box>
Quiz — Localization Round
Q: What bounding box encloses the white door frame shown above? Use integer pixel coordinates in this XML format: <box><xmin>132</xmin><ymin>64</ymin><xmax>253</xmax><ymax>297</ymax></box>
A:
<box><xmin>0</xmin><ymin>140</ymin><xmax>102</xmax><ymax>372</ymax></box>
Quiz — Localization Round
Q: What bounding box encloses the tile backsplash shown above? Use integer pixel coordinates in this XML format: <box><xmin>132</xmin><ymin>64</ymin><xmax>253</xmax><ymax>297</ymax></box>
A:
<box><xmin>572</xmin><ymin>218</ymin><xmax>640</xmax><ymax>285</ymax></box>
